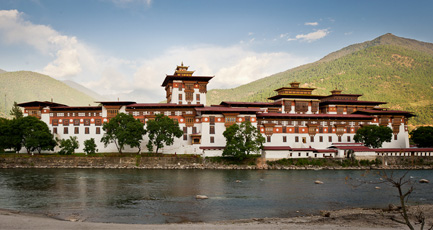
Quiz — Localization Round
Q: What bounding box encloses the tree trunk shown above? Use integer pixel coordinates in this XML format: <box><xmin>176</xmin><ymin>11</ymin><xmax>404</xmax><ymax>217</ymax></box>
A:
<box><xmin>397</xmin><ymin>184</ymin><xmax>414</xmax><ymax>230</ymax></box>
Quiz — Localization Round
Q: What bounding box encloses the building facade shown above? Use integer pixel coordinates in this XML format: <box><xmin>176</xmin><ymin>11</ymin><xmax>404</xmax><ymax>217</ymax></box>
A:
<box><xmin>19</xmin><ymin>63</ymin><xmax>427</xmax><ymax>159</ymax></box>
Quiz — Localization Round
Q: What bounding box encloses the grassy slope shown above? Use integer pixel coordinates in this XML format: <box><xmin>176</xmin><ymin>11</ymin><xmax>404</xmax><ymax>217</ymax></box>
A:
<box><xmin>207</xmin><ymin>34</ymin><xmax>433</xmax><ymax>127</ymax></box>
<box><xmin>0</xmin><ymin>71</ymin><xmax>96</xmax><ymax>117</ymax></box>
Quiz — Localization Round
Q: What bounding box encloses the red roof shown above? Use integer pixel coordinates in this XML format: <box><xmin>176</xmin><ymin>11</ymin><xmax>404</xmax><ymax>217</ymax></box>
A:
<box><xmin>263</xmin><ymin>146</ymin><xmax>292</xmax><ymax>150</ymax></box>
<box><xmin>331</xmin><ymin>145</ymin><xmax>373</xmax><ymax>152</ymax></box>
<box><xmin>96</xmin><ymin>101</ymin><xmax>136</xmax><ymax>106</ymax></box>
<box><xmin>220</xmin><ymin>101</ymin><xmax>281</xmax><ymax>107</ymax></box>
<box><xmin>291</xmin><ymin>148</ymin><xmax>316</xmax><ymax>151</ymax></box>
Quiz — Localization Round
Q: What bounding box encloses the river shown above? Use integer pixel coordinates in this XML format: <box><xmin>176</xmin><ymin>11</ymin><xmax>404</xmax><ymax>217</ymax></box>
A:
<box><xmin>0</xmin><ymin>169</ymin><xmax>432</xmax><ymax>224</ymax></box>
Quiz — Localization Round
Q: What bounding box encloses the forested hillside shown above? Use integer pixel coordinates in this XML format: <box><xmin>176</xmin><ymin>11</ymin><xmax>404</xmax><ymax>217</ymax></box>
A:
<box><xmin>0</xmin><ymin>71</ymin><xmax>96</xmax><ymax>118</ymax></box>
<box><xmin>207</xmin><ymin>34</ymin><xmax>433</xmax><ymax>127</ymax></box>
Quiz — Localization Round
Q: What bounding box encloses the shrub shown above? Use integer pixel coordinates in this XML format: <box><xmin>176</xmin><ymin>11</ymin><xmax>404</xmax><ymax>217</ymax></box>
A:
<box><xmin>83</xmin><ymin>138</ymin><xmax>98</xmax><ymax>155</ymax></box>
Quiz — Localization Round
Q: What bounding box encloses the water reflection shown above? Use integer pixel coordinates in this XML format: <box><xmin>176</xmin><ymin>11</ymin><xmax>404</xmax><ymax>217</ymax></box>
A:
<box><xmin>0</xmin><ymin>169</ymin><xmax>432</xmax><ymax>224</ymax></box>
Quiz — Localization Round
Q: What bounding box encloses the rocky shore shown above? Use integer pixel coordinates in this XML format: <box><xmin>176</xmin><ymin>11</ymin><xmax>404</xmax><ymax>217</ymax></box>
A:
<box><xmin>1</xmin><ymin>204</ymin><xmax>432</xmax><ymax>230</ymax></box>
<box><xmin>1</xmin><ymin>155</ymin><xmax>433</xmax><ymax>170</ymax></box>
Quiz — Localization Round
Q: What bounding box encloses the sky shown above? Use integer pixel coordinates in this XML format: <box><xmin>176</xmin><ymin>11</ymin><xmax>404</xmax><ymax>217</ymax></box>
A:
<box><xmin>0</xmin><ymin>0</ymin><xmax>432</xmax><ymax>102</ymax></box>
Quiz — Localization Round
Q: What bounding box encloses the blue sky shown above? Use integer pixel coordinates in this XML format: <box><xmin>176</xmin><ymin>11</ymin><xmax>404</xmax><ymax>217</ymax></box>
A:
<box><xmin>1</xmin><ymin>0</ymin><xmax>432</xmax><ymax>101</ymax></box>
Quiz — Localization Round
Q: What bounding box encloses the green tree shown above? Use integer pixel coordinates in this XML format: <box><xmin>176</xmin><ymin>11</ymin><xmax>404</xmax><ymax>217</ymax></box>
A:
<box><xmin>222</xmin><ymin>121</ymin><xmax>265</xmax><ymax>160</ymax></box>
<box><xmin>58</xmin><ymin>136</ymin><xmax>79</xmax><ymax>155</ymax></box>
<box><xmin>0</xmin><ymin>118</ymin><xmax>24</xmax><ymax>152</ymax></box>
<box><xmin>9</xmin><ymin>101</ymin><xmax>23</xmax><ymax>119</ymax></box>
<box><xmin>354</xmin><ymin>125</ymin><xmax>393</xmax><ymax>148</ymax></box>
<box><xmin>145</xmin><ymin>114</ymin><xmax>183</xmax><ymax>154</ymax></box>
<box><xmin>410</xmin><ymin>126</ymin><xmax>433</xmax><ymax>147</ymax></box>
<box><xmin>101</xmin><ymin>113</ymin><xmax>146</xmax><ymax>153</ymax></box>
<box><xmin>83</xmin><ymin>138</ymin><xmax>98</xmax><ymax>155</ymax></box>
<box><xmin>17</xmin><ymin>116</ymin><xmax>56</xmax><ymax>154</ymax></box>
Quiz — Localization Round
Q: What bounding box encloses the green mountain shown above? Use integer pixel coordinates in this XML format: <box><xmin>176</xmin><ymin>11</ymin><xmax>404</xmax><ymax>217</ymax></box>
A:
<box><xmin>207</xmin><ymin>34</ymin><xmax>433</xmax><ymax>127</ymax></box>
<box><xmin>0</xmin><ymin>71</ymin><xmax>96</xmax><ymax>118</ymax></box>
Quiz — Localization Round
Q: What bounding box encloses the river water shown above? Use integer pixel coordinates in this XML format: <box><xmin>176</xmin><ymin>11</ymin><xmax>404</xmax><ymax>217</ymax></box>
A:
<box><xmin>0</xmin><ymin>169</ymin><xmax>432</xmax><ymax>224</ymax></box>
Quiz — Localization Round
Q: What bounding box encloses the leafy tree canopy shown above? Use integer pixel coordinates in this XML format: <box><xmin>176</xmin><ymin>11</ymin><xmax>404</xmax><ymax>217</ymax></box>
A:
<box><xmin>9</xmin><ymin>101</ymin><xmax>23</xmax><ymax>119</ymax></box>
<box><xmin>354</xmin><ymin>125</ymin><xmax>393</xmax><ymax>148</ymax></box>
<box><xmin>146</xmin><ymin>114</ymin><xmax>183</xmax><ymax>154</ymax></box>
<box><xmin>58</xmin><ymin>136</ymin><xmax>79</xmax><ymax>155</ymax></box>
<box><xmin>222</xmin><ymin>121</ymin><xmax>265</xmax><ymax>160</ymax></box>
<box><xmin>0</xmin><ymin>118</ymin><xmax>23</xmax><ymax>152</ymax></box>
<box><xmin>101</xmin><ymin>113</ymin><xmax>146</xmax><ymax>153</ymax></box>
<box><xmin>83</xmin><ymin>138</ymin><xmax>98</xmax><ymax>155</ymax></box>
<box><xmin>410</xmin><ymin>126</ymin><xmax>433</xmax><ymax>147</ymax></box>
<box><xmin>18</xmin><ymin>116</ymin><xmax>57</xmax><ymax>154</ymax></box>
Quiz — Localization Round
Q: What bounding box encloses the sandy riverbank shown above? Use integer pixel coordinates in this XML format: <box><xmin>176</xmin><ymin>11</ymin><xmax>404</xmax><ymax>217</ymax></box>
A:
<box><xmin>1</xmin><ymin>205</ymin><xmax>432</xmax><ymax>230</ymax></box>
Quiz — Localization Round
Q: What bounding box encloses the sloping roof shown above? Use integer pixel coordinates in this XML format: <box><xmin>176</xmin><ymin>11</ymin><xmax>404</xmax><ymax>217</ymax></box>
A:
<box><xmin>319</xmin><ymin>100</ymin><xmax>386</xmax><ymax>105</ymax></box>
<box><xmin>263</xmin><ymin>146</ymin><xmax>292</xmax><ymax>150</ymax></box>
<box><xmin>50</xmin><ymin>106</ymin><xmax>102</xmax><ymax>111</ymax></box>
<box><xmin>161</xmin><ymin>75</ymin><xmax>214</xmax><ymax>86</ymax></box>
<box><xmin>353</xmin><ymin>109</ymin><xmax>415</xmax><ymax>117</ymax></box>
<box><xmin>95</xmin><ymin>101</ymin><xmax>136</xmax><ymax>106</ymax></box>
<box><xmin>17</xmin><ymin>101</ymin><xmax>66</xmax><ymax>108</ymax></box>
<box><xmin>220</xmin><ymin>101</ymin><xmax>281</xmax><ymax>107</ymax></box>
<box><xmin>330</xmin><ymin>145</ymin><xmax>374</xmax><ymax>152</ymax></box>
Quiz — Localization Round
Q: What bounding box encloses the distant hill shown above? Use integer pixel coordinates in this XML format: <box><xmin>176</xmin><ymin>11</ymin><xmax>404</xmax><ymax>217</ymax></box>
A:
<box><xmin>0</xmin><ymin>69</ymin><xmax>6</xmax><ymax>74</ymax></box>
<box><xmin>207</xmin><ymin>34</ymin><xmax>433</xmax><ymax>127</ymax></box>
<box><xmin>63</xmin><ymin>80</ymin><xmax>107</xmax><ymax>101</ymax></box>
<box><xmin>0</xmin><ymin>71</ymin><xmax>96</xmax><ymax>118</ymax></box>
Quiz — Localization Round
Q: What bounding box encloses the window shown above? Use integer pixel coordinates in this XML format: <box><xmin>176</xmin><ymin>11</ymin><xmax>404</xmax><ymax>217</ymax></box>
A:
<box><xmin>210</xmin><ymin>116</ymin><xmax>215</xmax><ymax>125</ymax></box>
<box><xmin>310</xmin><ymin>136</ymin><xmax>314</xmax><ymax>142</ymax></box>
<box><xmin>294</xmin><ymin>126</ymin><xmax>299</xmax><ymax>133</ymax></box>
<box><xmin>283</xmin><ymin>136</ymin><xmax>287</xmax><ymax>142</ymax></box>
<box><xmin>210</xmin><ymin>126</ymin><xmax>215</xmax><ymax>134</ymax></box>
<box><xmin>394</xmin><ymin>134</ymin><xmax>398</xmax><ymax>140</ymax></box>
<box><xmin>245</xmin><ymin>116</ymin><xmax>250</xmax><ymax>122</ymax></box>
<box><xmin>210</xmin><ymin>136</ymin><xmax>214</xmax><ymax>143</ymax></box>
<box><xmin>329</xmin><ymin>136</ymin><xmax>332</xmax><ymax>142</ymax></box>
<box><xmin>63</xmin><ymin>119</ymin><xmax>70</xmax><ymax>126</ymax></box>
<box><xmin>107</xmin><ymin>109</ymin><xmax>118</xmax><ymax>118</ymax></box>
<box><xmin>186</xmin><ymin>117</ymin><xmax>194</xmax><ymax>127</ymax></box>
<box><xmin>192</xmin><ymin>127</ymin><xmax>197</xmax><ymax>134</ymax></box>
<box><xmin>183</xmin><ymin>127</ymin><xmax>188</xmax><ymax>140</ymax></box>
<box><xmin>282</xmin><ymin>126</ymin><xmax>287</xmax><ymax>133</ymax></box>
<box><xmin>74</xmin><ymin>119</ymin><xmax>80</xmax><ymax>126</ymax></box>
<box><xmin>179</xmin><ymin>94</ymin><xmax>182</xmax><ymax>100</ymax></box>
<box><xmin>302</xmin><ymin>137</ymin><xmax>306</xmax><ymax>143</ymax></box>
<box><xmin>306</xmin><ymin>153</ymin><xmax>309</xmax><ymax>157</ymax></box>
<box><xmin>319</xmin><ymin>136</ymin><xmax>323</xmax><ymax>142</ymax></box>
<box><xmin>64</xmin><ymin>127</ymin><xmax>68</xmax><ymax>134</ymax></box>
<box><xmin>298</xmin><ymin>153</ymin><xmax>301</xmax><ymax>157</ymax></box>
<box><xmin>178</xmin><ymin>83</ymin><xmax>182</xmax><ymax>90</ymax></box>
<box><xmin>186</xmin><ymin>92</ymin><xmax>193</xmax><ymax>101</ymax></box>
<box><xmin>96</xmin><ymin>127</ymin><xmax>100</xmax><ymax>134</ymax></box>
<box><xmin>196</xmin><ymin>94</ymin><xmax>200</xmax><ymax>101</ymax></box>
<box><xmin>53</xmin><ymin>128</ymin><xmax>57</xmax><ymax>134</ymax></box>
<box><xmin>95</xmin><ymin>119</ymin><xmax>102</xmax><ymax>126</ymax></box>
<box><xmin>85</xmin><ymin>127</ymin><xmax>89</xmax><ymax>134</ymax></box>
<box><xmin>267</xmin><ymin>136</ymin><xmax>271</xmax><ymax>142</ymax></box>
<box><xmin>338</xmin><ymin>136</ymin><xmax>342</xmax><ymax>142</ymax></box>
<box><xmin>347</xmin><ymin>136</ymin><xmax>351</xmax><ymax>142</ymax></box>
<box><xmin>337</xmin><ymin>107</ymin><xmax>344</xmax><ymax>114</ymax></box>
<box><xmin>75</xmin><ymin>127</ymin><xmax>79</xmax><ymax>134</ymax></box>
<box><xmin>295</xmin><ymin>136</ymin><xmax>299</xmax><ymax>142</ymax></box>
<box><xmin>84</xmin><ymin>119</ymin><xmax>90</xmax><ymax>126</ymax></box>
<box><xmin>52</xmin><ymin>119</ymin><xmax>58</xmax><ymax>126</ymax></box>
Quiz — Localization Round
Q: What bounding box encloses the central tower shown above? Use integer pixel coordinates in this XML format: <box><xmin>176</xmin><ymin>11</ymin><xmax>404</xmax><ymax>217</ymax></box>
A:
<box><xmin>161</xmin><ymin>63</ymin><xmax>214</xmax><ymax>105</ymax></box>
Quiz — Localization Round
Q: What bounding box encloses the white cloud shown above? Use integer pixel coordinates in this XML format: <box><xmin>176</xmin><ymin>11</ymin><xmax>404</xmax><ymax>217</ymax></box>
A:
<box><xmin>287</xmin><ymin>29</ymin><xmax>330</xmax><ymax>42</ymax></box>
<box><xmin>0</xmin><ymin>9</ymin><xmax>310</xmax><ymax>103</ymax></box>
<box><xmin>304</xmin><ymin>22</ymin><xmax>318</xmax><ymax>26</ymax></box>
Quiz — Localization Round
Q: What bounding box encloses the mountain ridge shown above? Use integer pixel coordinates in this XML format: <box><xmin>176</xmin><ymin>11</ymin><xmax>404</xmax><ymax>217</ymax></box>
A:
<box><xmin>0</xmin><ymin>71</ymin><xmax>96</xmax><ymax>118</ymax></box>
<box><xmin>207</xmin><ymin>34</ymin><xmax>433</xmax><ymax>127</ymax></box>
